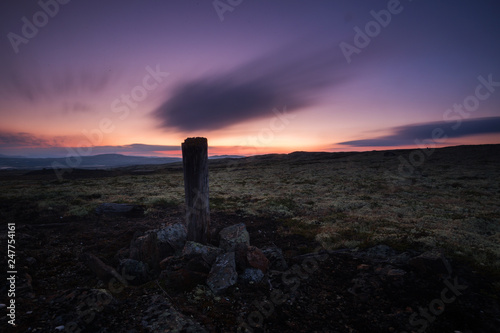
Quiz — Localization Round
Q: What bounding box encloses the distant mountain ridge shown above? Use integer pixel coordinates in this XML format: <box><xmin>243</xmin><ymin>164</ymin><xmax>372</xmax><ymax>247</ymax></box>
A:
<box><xmin>2</xmin><ymin>144</ymin><xmax>498</xmax><ymax>170</ymax></box>
<box><xmin>209</xmin><ymin>155</ymin><xmax>245</xmax><ymax>159</ymax></box>
<box><xmin>0</xmin><ymin>154</ymin><xmax>181</xmax><ymax>170</ymax></box>
<box><xmin>0</xmin><ymin>153</ymin><xmax>26</xmax><ymax>158</ymax></box>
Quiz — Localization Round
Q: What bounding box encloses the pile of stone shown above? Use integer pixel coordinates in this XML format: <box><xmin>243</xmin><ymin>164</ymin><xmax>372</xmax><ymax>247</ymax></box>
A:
<box><xmin>84</xmin><ymin>222</ymin><xmax>287</xmax><ymax>295</ymax></box>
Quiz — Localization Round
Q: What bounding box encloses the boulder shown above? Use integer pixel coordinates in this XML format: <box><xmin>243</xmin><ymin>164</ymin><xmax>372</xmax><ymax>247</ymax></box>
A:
<box><xmin>95</xmin><ymin>203</ymin><xmax>143</xmax><ymax>217</ymax></box>
<box><xmin>182</xmin><ymin>241</ymin><xmax>223</xmax><ymax>265</ymax></box>
<box><xmin>129</xmin><ymin>232</ymin><xmax>160</xmax><ymax>269</ymax></box>
<box><xmin>185</xmin><ymin>256</ymin><xmax>212</xmax><ymax>274</ymax></box>
<box><xmin>239</xmin><ymin>268</ymin><xmax>264</xmax><ymax>284</ymax></box>
<box><xmin>156</xmin><ymin>223</ymin><xmax>187</xmax><ymax>259</ymax></box>
<box><xmin>207</xmin><ymin>252</ymin><xmax>238</xmax><ymax>294</ymax></box>
<box><xmin>80</xmin><ymin>253</ymin><xmax>127</xmax><ymax>285</ymax></box>
<box><xmin>50</xmin><ymin>288</ymin><xmax>116</xmax><ymax>330</ymax></box>
<box><xmin>262</xmin><ymin>245</ymin><xmax>288</xmax><ymax>271</ymax></box>
<box><xmin>246</xmin><ymin>246</ymin><xmax>269</xmax><ymax>273</ymax></box>
<box><xmin>219</xmin><ymin>223</ymin><xmax>250</xmax><ymax>252</ymax></box>
<box><xmin>75</xmin><ymin>289</ymin><xmax>115</xmax><ymax>314</ymax></box>
<box><xmin>160</xmin><ymin>256</ymin><xmax>211</xmax><ymax>290</ymax></box>
<box><xmin>118</xmin><ymin>259</ymin><xmax>150</xmax><ymax>285</ymax></box>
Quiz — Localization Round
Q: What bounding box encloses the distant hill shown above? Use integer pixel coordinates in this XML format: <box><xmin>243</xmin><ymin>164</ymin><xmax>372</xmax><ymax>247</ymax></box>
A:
<box><xmin>209</xmin><ymin>155</ymin><xmax>245</xmax><ymax>159</ymax></box>
<box><xmin>0</xmin><ymin>153</ymin><xmax>26</xmax><ymax>158</ymax></box>
<box><xmin>0</xmin><ymin>154</ymin><xmax>181</xmax><ymax>170</ymax></box>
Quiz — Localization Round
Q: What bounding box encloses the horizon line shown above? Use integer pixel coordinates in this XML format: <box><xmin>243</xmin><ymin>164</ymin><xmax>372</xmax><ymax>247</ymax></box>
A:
<box><xmin>1</xmin><ymin>142</ymin><xmax>499</xmax><ymax>159</ymax></box>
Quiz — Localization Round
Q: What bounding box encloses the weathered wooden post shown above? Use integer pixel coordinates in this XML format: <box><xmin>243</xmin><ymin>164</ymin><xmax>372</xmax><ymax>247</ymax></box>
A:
<box><xmin>182</xmin><ymin>137</ymin><xmax>210</xmax><ymax>244</ymax></box>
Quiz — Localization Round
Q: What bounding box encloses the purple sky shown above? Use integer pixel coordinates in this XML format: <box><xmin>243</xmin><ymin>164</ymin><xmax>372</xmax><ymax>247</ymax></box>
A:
<box><xmin>0</xmin><ymin>0</ymin><xmax>499</xmax><ymax>157</ymax></box>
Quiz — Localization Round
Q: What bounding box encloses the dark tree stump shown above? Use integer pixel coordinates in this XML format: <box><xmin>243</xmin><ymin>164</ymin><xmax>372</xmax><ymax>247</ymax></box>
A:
<box><xmin>182</xmin><ymin>137</ymin><xmax>210</xmax><ymax>244</ymax></box>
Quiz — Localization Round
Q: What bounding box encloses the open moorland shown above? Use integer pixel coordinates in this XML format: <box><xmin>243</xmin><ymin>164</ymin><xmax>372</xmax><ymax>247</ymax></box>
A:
<box><xmin>1</xmin><ymin>144</ymin><xmax>499</xmax><ymax>332</ymax></box>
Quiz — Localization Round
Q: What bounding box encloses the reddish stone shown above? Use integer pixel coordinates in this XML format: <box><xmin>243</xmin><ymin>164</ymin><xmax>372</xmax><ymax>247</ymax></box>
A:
<box><xmin>129</xmin><ymin>232</ymin><xmax>159</xmax><ymax>269</ymax></box>
<box><xmin>246</xmin><ymin>246</ymin><xmax>269</xmax><ymax>273</ymax></box>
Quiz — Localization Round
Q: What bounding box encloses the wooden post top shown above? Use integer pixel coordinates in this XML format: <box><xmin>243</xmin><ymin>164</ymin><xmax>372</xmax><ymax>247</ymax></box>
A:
<box><xmin>182</xmin><ymin>137</ymin><xmax>207</xmax><ymax>146</ymax></box>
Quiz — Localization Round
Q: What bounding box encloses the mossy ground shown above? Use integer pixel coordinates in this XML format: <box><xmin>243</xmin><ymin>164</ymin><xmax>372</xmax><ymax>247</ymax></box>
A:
<box><xmin>2</xmin><ymin>145</ymin><xmax>498</xmax><ymax>272</ymax></box>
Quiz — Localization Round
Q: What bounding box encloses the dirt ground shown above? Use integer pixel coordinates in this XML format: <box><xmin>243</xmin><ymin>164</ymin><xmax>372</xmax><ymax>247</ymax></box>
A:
<box><xmin>1</xmin><ymin>210</ymin><xmax>499</xmax><ymax>332</ymax></box>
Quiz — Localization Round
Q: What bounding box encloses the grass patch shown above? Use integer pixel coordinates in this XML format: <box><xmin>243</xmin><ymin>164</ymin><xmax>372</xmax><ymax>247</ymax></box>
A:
<box><xmin>281</xmin><ymin>217</ymin><xmax>321</xmax><ymax>240</ymax></box>
<box><xmin>145</xmin><ymin>195</ymin><xmax>180</xmax><ymax>208</ymax></box>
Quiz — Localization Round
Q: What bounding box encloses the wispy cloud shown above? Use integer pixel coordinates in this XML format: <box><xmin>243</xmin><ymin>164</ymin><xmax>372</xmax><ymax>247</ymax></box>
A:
<box><xmin>338</xmin><ymin>117</ymin><xmax>500</xmax><ymax>147</ymax></box>
<box><xmin>0</xmin><ymin>66</ymin><xmax>119</xmax><ymax>104</ymax></box>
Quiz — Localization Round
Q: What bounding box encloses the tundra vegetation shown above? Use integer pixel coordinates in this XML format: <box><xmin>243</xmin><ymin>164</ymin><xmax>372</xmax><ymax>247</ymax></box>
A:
<box><xmin>1</xmin><ymin>145</ymin><xmax>499</xmax><ymax>272</ymax></box>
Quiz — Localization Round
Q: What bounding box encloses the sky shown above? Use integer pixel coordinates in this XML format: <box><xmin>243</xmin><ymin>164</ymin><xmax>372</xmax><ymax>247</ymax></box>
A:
<box><xmin>0</xmin><ymin>0</ymin><xmax>499</xmax><ymax>158</ymax></box>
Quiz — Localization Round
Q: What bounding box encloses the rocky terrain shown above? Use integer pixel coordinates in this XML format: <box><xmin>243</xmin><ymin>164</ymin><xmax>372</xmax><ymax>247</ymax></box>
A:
<box><xmin>1</xmin><ymin>144</ymin><xmax>500</xmax><ymax>332</ymax></box>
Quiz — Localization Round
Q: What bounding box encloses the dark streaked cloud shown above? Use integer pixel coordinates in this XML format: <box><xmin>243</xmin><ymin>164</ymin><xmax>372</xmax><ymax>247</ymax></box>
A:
<box><xmin>0</xmin><ymin>132</ymin><xmax>50</xmax><ymax>148</ymax></box>
<box><xmin>152</xmin><ymin>42</ymin><xmax>347</xmax><ymax>132</ymax></box>
<box><xmin>338</xmin><ymin>117</ymin><xmax>500</xmax><ymax>147</ymax></box>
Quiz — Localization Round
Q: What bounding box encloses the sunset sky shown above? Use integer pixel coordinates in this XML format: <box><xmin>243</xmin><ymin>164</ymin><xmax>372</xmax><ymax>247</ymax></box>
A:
<box><xmin>1</xmin><ymin>0</ymin><xmax>499</xmax><ymax>158</ymax></box>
